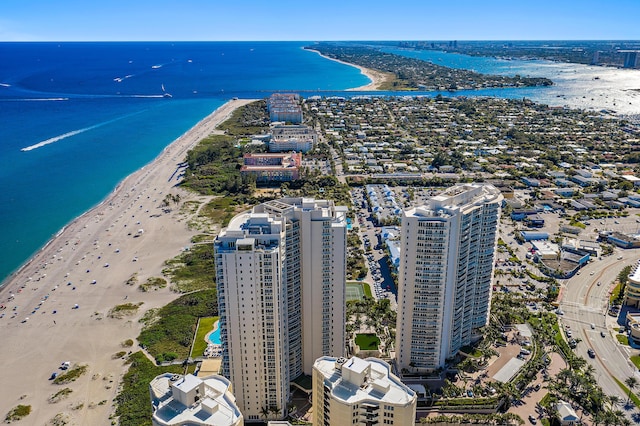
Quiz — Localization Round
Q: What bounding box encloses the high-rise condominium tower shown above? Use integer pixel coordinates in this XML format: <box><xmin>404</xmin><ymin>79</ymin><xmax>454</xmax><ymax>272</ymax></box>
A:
<box><xmin>395</xmin><ymin>184</ymin><xmax>503</xmax><ymax>372</ymax></box>
<box><xmin>214</xmin><ymin>198</ymin><xmax>347</xmax><ymax>422</ymax></box>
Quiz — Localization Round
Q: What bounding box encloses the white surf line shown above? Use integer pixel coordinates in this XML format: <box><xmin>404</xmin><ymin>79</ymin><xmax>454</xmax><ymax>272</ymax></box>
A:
<box><xmin>21</xmin><ymin>110</ymin><xmax>145</xmax><ymax>152</ymax></box>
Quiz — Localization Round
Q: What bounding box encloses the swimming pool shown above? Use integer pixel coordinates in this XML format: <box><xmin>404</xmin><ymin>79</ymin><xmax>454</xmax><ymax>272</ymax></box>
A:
<box><xmin>208</xmin><ymin>323</ymin><xmax>221</xmax><ymax>345</ymax></box>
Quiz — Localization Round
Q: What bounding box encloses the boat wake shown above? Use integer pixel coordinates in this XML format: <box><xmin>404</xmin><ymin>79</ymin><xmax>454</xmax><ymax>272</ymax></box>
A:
<box><xmin>113</xmin><ymin>74</ymin><xmax>135</xmax><ymax>83</ymax></box>
<box><xmin>21</xmin><ymin>128</ymin><xmax>91</xmax><ymax>151</ymax></box>
<box><xmin>0</xmin><ymin>97</ymin><xmax>69</xmax><ymax>102</ymax></box>
<box><xmin>21</xmin><ymin>110</ymin><xmax>145</xmax><ymax>152</ymax></box>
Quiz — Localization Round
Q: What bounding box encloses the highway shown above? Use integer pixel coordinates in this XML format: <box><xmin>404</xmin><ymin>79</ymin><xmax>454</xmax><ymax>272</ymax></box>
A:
<box><xmin>559</xmin><ymin>248</ymin><xmax>640</xmax><ymax>401</ymax></box>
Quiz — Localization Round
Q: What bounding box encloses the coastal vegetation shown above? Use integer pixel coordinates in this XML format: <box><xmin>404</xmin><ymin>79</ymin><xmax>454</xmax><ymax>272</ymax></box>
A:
<box><xmin>48</xmin><ymin>388</ymin><xmax>73</xmax><ymax>404</ymax></box>
<box><xmin>198</xmin><ymin>196</ymin><xmax>246</xmax><ymax>228</ymax></box>
<box><xmin>52</xmin><ymin>365</ymin><xmax>88</xmax><ymax>385</ymax></box>
<box><xmin>4</xmin><ymin>404</ymin><xmax>31</xmax><ymax>422</ymax></box>
<box><xmin>137</xmin><ymin>289</ymin><xmax>217</xmax><ymax>363</ymax></box>
<box><xmin>138</xmin><ymin>277</ymin><xmax>167</xmax><ymax>292</ymax></box>
<box><xmin>108</xmin><ymin>302</ymin><xmax>143</xmax><ymax>319</ymax></box>
<box><xmin>216</xmin><ymin>100</ymin><xmax>269</xmax><ymax>136</ymax></box>
<box><xmin>180</xmin><ymin>135</ymin><xmax>256</xmax><ymax>197</ymax></box>
<box><xmin>306</xmin><ymin>43</ymin><xmax>553</xmax><ymax>91</ymax></box>
<box><xmin>115</xmin><ymin>352</ymin><xmax>184</xmax><ymax>426</ymax></box>
<box><xmin>163</xmin><ymin>243</ymin><xmax>217</xmax><ymax>292</ymax></box>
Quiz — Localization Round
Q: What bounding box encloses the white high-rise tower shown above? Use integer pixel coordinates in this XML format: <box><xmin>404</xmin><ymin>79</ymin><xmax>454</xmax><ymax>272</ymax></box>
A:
<box><xmin>214</xmin><ymin>198</ymin><xmax>347</xmax><ymax>422</ymax></box>
<box><xmin>395</xmin><ymin>184</ymin><xmax>503</xmax><ymax>372</ymax></box>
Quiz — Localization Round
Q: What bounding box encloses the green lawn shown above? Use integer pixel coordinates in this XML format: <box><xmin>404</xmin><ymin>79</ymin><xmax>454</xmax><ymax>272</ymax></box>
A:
<box><xmin>617</xmin><ymin>334</ymin><xmax>629</xmax><ymax>346</ymax></box>
<box><xmin>355</xmin><ymin>333</ymin><xmax>380</xmax><ymax>351</ymax></box>
<box><xmin>362</xmin><ymin>282</ymin><xmax>372</xmax><ymax>298</ymax></box>
<box><xmin>610</xmin><ymin>283</ymin><xmax>622</xmax><ymax>304</ymax></box>
<box><xmin>631</xmin><ymin>355</ymin><xmax>640</xmax><ymax>369</ymax></box>
<box><xmin>191</xmin><ymin>316</ymin><xmax>219</xmax><ymax>357</ymax></box>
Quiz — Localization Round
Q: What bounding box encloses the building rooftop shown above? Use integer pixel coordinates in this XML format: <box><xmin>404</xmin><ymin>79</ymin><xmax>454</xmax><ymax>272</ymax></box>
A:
<box><xmin>314</xmin><ymin>356</ymin><xmax>415</xmax><ymax>406</ymax></box>
<box><xmin>150</xmin><ymin>373</ymin><xmax>242</xmax><ymax>426</ymax></box>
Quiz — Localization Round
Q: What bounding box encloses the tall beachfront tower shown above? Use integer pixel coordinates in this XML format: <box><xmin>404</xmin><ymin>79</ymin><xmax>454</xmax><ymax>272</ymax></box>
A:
<box><xmin>312</xmin><ymin>356</ymin><xmax>417</xmax><ymax>426</ymax></box>
<box><xmin>395</xmin><ymin>184</ymin><xmax>503</xmax><ymax>372</ymax></box>
<box><xmin>214</xmin><ymin>198</ymin><xmax>347</xmax><ymax>422</ymax></box>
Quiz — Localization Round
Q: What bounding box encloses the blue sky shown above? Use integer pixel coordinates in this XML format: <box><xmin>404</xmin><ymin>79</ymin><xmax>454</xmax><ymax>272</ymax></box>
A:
<box><xmin>2</xmin><ymin>0</ymin><xmax>639</xmax><ymax>41</ymax></box>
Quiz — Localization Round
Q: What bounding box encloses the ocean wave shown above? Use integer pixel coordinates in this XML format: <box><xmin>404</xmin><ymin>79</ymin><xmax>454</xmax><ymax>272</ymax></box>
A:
<box><xmin>21</xmin><ymin>110</ymin><xmax>145</xmax><ymax>152</ymax></box>
<box><xmin>0</xmin><ymin>83</ymin><xmax>11</xmax><ymax>87</ymax></box>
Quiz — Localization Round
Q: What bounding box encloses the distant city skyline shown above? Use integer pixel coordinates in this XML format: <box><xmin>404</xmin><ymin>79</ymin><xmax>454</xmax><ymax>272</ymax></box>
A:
<box><xmin>2</xmin><ymin>0</ymin><xmax>639</xmax><ymax>42</ymax></box>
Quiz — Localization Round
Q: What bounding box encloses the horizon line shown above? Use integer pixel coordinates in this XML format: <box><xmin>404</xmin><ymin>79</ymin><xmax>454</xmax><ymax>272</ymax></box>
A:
<box><xmin>2</xmin><ymin>39</ymin><xmax>640</xmax><ymax>43</ymax></box>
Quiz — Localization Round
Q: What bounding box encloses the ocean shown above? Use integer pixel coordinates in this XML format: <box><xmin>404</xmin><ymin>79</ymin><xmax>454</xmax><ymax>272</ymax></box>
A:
<box><xmin>1</xmin><ymin>41</ymin><xmax>639</xmax><ymax>283</ymax></box>
<box><xmin>0</xmin><ymin>41</ymin><xmax>370</xmax><ymax>282</ymax></box>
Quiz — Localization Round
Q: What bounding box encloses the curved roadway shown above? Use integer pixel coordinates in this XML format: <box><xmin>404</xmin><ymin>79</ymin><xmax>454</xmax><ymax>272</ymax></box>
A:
<box><xmin>559</xmin><ymin>248</ymin><xmax>640</xmax><ymax>401</ymax></box>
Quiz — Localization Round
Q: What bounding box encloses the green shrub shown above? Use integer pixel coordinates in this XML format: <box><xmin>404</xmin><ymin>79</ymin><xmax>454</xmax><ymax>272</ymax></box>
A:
<box><xmin>139</xmin><ymin>277</ymin><xmax>167</xmax><ymax>292</ymax></box>
<box><xmin>5</xmin><ymin>404</ymin><xmax>31</xmax><ymax>421</ymax></box>
<box><xmin>53</xmin><ymin>365</ymin><xmax>88</xmax><ymax>384</ymax></box>
<box><xmin>48</xmin><ymin>388</ymin><xmax>73</xmax><ymax>403</ymax></box>
<box><xmin>115</xmin><ymin>352</ymin><xmax>183</xmax><ymax>426</ymax></box>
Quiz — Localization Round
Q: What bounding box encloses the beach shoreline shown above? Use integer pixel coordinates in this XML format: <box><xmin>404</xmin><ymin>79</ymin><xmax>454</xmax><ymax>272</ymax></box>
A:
<box><xmin>305</xmin><ymin>48</ymin><xmax>393</xmax><ymax>91</ymax></box>
<box><xmin>0</xmin><ymin>98</ymin><xmax>254</xmax><ymax>425</ymax></box>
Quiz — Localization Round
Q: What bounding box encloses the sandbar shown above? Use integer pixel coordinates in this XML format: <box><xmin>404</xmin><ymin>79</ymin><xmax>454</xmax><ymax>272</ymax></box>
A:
<box><xmin>305</xmin><ymin>48</ymin><xmax>393</xmax><ymax>91</ymax></box>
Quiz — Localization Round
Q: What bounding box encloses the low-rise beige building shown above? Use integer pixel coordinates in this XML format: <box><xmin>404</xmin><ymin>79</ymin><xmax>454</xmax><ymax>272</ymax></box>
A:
<box><xmin>312</xmin><ymin>356</ymin><xmax>416</xmax><ymax>426</ymax></box>
<box><xmin>149</xmin><ymin>373</ymin><xmax>243</xmax><ymax>426</ymax></box>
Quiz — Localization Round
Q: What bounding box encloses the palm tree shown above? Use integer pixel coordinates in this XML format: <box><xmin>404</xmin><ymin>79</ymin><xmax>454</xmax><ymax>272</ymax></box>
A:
<box><xmin>269</xmin><ymin>405</ymin><xmax>281</xmax><ymax>420</ymax></box>
<box><xmin>260</xmin><ymin>406</ymin><xmax>270</xmax><ymax>420</ymax></box>
<box><xmin>608</xmin><ymin>394</ymin><xmax>621</xmax><ymax>411</ymax></box>
<box><xmin>624</xmin><ymin>376</ymin><xmax>638</xmax><ymax>403</ymax></box>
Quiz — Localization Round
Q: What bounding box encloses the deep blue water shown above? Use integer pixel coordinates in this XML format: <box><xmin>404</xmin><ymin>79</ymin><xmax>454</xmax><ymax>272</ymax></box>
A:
<box><xmin>1</xmin><ymin>41</ymin><xmax>639</xmax><ymax>284</ymax></box>
<box><xmin>0</xmin><ymin>42</ymin><xmax>370</xmax><ymax>282</ymax></box>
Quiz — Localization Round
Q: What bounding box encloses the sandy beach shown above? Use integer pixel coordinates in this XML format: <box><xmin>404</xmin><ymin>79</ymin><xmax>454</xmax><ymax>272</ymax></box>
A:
<box><xmin>305</xmin><ymin>48</ymin><xmax>393</xmax><ymax>90</ymax></box>
<box><xmin>0</xmin><ymin>98</ymin><xmax>254</xmax><ymax>425</ymax></box>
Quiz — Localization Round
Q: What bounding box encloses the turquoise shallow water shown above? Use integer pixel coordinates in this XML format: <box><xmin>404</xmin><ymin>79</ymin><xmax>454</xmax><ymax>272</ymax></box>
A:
<box><xmin>208</xmin><ymin>325</ymin><xmax>221</xmax><ymax>345</ymax></box>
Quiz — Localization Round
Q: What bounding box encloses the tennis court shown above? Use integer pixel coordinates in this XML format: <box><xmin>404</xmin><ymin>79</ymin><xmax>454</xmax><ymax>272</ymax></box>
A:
<box><xmin>346</xmin><ymin>282</ymin><xmax>366</xmax><ymax>301</ymax></box>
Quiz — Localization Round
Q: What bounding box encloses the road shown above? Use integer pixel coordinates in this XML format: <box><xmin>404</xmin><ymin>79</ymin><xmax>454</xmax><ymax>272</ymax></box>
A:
<box><xmin>559</xmin><ymin>248</ymin><xmax>640</xmax><ymax>401</ymax></box>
